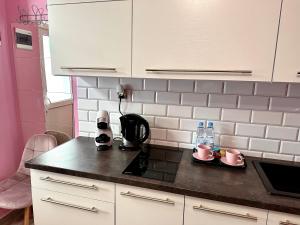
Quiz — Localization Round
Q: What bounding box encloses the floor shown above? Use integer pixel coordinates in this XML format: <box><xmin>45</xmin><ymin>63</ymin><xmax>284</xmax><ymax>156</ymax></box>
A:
<box><xmin>0</xmin><ymin>209</ymin><xmax>34</xmax><ymax>225</ymax></box>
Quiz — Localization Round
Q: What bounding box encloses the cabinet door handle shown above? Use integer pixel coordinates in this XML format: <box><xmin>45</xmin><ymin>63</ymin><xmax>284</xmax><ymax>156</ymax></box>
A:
<box><xmin>61</xmin><ymin>66</ymin><xmax>117</xmax><ymax>72</ymax></box>
<box><xmin>41</xmin><ymin>197</ymin><xmax>98</xmax><ymax>213</ymax></box>
<box><xmin>193</xmin><ymin>205</ymin><xmax>257</xmax><ymax>221</ymax></box>
<box><xmin>120</xmin><ymin>191</ymin><xmax>175</xmax><ymax>205</ymax></box>
<box><xmin>297</xmin><ymin>72</ymin><xmax>300</xmax><ymax>77</ymax></box>
<box><xmin>280</xmin><ymin>220</ymin><xmax>299</xmax><ymax>225</ymax></box>
<box><xmin>40</xmin><ymin>176</ymin><xmax>98</xmax><ymax>190</ymax></box>
<box><xmin>145</xmin><ymin>69</ymin><xmax>252</xmax><ymax>76</ymax></box>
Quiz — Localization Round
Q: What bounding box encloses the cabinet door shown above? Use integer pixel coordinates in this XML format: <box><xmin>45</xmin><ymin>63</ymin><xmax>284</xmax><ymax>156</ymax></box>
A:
<box><xmin>48</xmin><ymin>0</ymin><xmax>131</xmax><ymax>77</ymax></box>
<box><xmin>268</xmin><ymin>211</ymin><xmax>300</xmax><ymax>225</ymax></box>
<box><xmin>273</xmin><ymin>0</ymin><xmax>300</xmax><ymax>82</ymax></box>
<box><xmin>132</xmin><ymin>0</ymin><xmax>281</xmax><ymax>81</ymax></box>
<box><xmin>185</xmin><ymin>196</ymin><xmax>268</xmax><ymax>225</ymax></box>
<box><xmin>32</xmin><ymin>188</ymin><xmax>114</xmax><ymax>225</ymax></box>
<box><xmin>116</xmin><ymin>184</ymin><xmax>184</xmax><ymax>225</ymax></box>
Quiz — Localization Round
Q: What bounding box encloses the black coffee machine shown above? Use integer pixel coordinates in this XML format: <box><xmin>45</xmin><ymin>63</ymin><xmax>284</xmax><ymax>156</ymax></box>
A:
<box><xmin>119</xmin><ymin>114</ymin><xmax>150</xmax><ymax>150</ymax></box>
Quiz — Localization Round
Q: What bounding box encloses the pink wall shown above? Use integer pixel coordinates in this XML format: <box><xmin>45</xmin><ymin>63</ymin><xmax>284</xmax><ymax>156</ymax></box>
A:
<box><xmin>0</xmin><ymin>0</ymin><xmax>47</xmax><ymax>180</ymax></box>
<box><xmin>0</xmin><ymin>0</ymin><xmax>23</xmax><ymax>180</ymax></box>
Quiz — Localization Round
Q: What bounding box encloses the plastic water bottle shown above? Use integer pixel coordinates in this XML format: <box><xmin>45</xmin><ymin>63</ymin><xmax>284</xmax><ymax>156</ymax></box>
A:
<box><xmin>206</xmin><ymin>121</ymin><xmax>215</xmax><ymax>147</ymax></box>
<box><xmin>195</xmin><ymin>121</ymin><xmax>206</xmax><ymax>148</ymax></box>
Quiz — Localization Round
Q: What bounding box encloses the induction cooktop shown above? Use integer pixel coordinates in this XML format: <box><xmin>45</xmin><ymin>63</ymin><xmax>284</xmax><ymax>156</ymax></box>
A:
<box><xmin>122</xmin><ymin>147</ymin><xmax>183</xmax><ymax>183</ymax></box>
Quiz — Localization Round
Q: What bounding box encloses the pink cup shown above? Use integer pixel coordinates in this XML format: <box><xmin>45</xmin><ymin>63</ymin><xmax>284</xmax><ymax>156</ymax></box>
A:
<box><xmin>226</xmin><ymin>149</ymin><xmax>243</xmax><ymax>165</ymax></box>
<box><xmin>197</xmin><ymin>144</ymin><xmax>213</xmax><ymax>159</ymax></box>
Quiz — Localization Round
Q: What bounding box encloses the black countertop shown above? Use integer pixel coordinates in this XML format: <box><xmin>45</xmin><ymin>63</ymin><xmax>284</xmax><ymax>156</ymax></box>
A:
<box><xmin>25</xmin><ymin>137</ymin><xmax>300</xmax><ymax>215</ymax></box>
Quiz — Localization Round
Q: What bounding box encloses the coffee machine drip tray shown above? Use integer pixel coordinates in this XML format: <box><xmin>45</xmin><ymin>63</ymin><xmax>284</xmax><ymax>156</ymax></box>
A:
<box><xmin>123</xmin><ymin>147</ymin><xmax>183</xmax><ymax>183</ymax></box>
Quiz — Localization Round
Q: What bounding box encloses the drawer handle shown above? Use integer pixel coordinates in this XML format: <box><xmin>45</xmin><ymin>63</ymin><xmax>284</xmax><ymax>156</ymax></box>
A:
<box><xmin>145</xmin><ymin>69</ymin><xmax>252</xmax><ymax>76</ymax></box>
<box><xmin>297</xmin><ymin>72</ymin><xmax>300</xmax><ymax>77</ymax></box>
<box><xmin>61</xmin><ymin>66</ymin><xmax>117</xmax><ymax>72</ymax></box>
<box><xmin>193</xmin><ymin>205</ymin><xmax>257</xmax><ymax>221</ymax></box>
<box><xmin>41</xmin><ymin>197</ymin><xmax>98</xmax><ymax>213</ymax></box>
<box><xmin>120</xmin><ymin>191</ymin><xmax>175</xmax><ymax>205</ymax></box>
<box><xmin>40</xmin><ymin>176</ymin><xmax>98</xmax><ymax>190</ymax></box>
<box><xmin>280</xmin><ymin>221</ymin><xmax>299</xmax><ymax>225</ymax></box>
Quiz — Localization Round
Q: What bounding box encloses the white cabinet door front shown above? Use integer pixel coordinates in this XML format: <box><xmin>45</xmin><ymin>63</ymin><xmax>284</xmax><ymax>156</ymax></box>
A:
<box><xmin>273</xmin><ymin>0</ymin><xmax>300</xmax><ymax>82</ymax></box>
<box><xmin>116</xmin><ymin>184</ymin><xmax>184</xmax><ymax>225</ymax></box>
<box><xmin>268</xmin><ymin>211</ymin><xmax>300</xmax><ymax>225</ymax></box>
<box><xmin>132</xmin><ymin>0</ymin><xmax>281</xmax><ymax>81</ymax></box>
<box><xmin>185</xmin><ymin>197</ymin><xmax>268</xmax><ymax>225</ymax></box>
<box><xmin>48</xmin><ymin>0</ymin><xmax>132</xmax><ymax>77</ymax></box>
<box><xmin>32</xmin><ymin>188</ymin><xmax>114</xmax><ymax>225</ymax></box>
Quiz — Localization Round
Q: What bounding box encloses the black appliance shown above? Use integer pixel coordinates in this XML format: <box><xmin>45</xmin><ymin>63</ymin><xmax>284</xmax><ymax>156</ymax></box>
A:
<box><xmin>119</xmin><ymin>114</ymin><xmax>150</xmax><ymax>150</ymax></box>
<box><xmin>123</xmin><ymin>147</ymin><xmax>183</xmax><ymax>182</ymax></box>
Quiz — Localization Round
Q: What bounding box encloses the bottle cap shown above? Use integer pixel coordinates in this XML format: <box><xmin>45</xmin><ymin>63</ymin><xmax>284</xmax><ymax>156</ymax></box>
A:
<box><xmin>197</xmin><ymin>121</ymin><xmax>204</xmax><ymax>128</ymax></box>
<box><xmin>208</xmin><ymin>121</ymin><xmax>214</xmax><ymax>128</ymax></box>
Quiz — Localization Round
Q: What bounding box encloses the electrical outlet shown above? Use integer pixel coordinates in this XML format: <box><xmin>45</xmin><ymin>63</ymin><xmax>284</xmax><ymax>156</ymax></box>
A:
<box><xmin>116</xmin><ymin>84</ymin><xmax>126</xmax><ymax>99</ymax></box>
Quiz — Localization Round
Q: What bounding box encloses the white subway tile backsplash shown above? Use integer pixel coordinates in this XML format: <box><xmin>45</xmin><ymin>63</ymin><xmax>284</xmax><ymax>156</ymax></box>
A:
<box><xmin>266</xmin><ymin>126</ymin><xmax>298</xmax><ymax>141</ymax></box>
<box><xmin>283</xmin><ymin>113</ymin><xmax>300</xmax><ymax>127</ymax></box>
<box><xmin>220</xmin><ymin>135</ymin><xmax>249</xmax><ymax>149</ymax></box>
<box><xmin>98</xmin><ymin>77</ymin><xmax>119</xmax><ymax>88</ymax></box>
<box><xmin>209</xmin><ymin>94</ymin><xmax>237</xmax><ymax>108</ymax></box>
<box><xmin>77</xmin><ymin>88</ymin><xmax>87</xmax><ymax>98</ymax></box>
<box><xmin>280</xmin><ymin>141</ymin><xmax>300</xmax><ymax>155</ymax></box>
<box><xmin>120</xmin><ymin>78</ymin><xmax>143</xmax><ymax>90</ymax></box>
<box><xmin>287</xmin><ymin>84</ymin><xmax>300</xmax><ymax>97</ymax></box>
<box><xmin>211</xmin><ymin>121</ymin><xmax>235</xmax><ymax>135</ymax></box>
<box><xmin>77</xmin><ymin>77</ymin><xmax>97</xmax><ymax>87</ymax></box>
<box><xmin>155</xmin><ymin>117</ymin><xmax>179</xmax><ymax>129</ymax></box>
<box><xmin>263</xmin><ymin>153</ymin><xmax>294</xmax><ymax>161</ymax></box>
<box><xmin>78</xmin><ymin>99</ymin><xmax>98</xmax><ymax>110</ymax></box>
<box><xmin>249</xmin><ymin>138</ymin><xmax>280</xmax><ymax>153</ymax></box>
<box><xmin>132</xmin><ymin>91</ymin><xmax>155</xmax><ymax>103</ymax></box>
<box><xmin>167</xmin><ymin>130</ymin><xmax>192</xmax><ymax>143</ymax></box>
<box><xmin>79</xmin><ymin>121</ymin><xmax>95</xmax><ymax>132</ymax></box>
<box><xmin>150</xmin><ymin>128</ymin><xmax>167</xmax><ymax>140</ymax></box>
<box><xmin>221</xmin><ymin>109</ymin><xmax>251</xmax><ymax>122</ymax></box>
<box><xmin>168</xmin><ymin>80</ymin><xmax>194</xmax><ymax>92</ymax></box>
<box><xmin>194</xmin><ymin>107</ymin><xmax>221</xmax><ymax>120</ymax></box>
<box><xmin>251</xmin><ymin>111</ymin><xmax>282</xmax><ymax>125</ymax></box>
<box><xmin>144</xmin><ymin>79</ymin><xmax>168</xmax><ymax>91</ymax></box>
<box><xmin>77</xmin><ymin>78</ymin><xmax>300</xmax><ymax>161</ymax></box>
<box><xmin>167</xmin><ymin>105</ymin><xmax>192</xmax><ymax>118</ymax></box>
<box><xmin>254</xmin><ymin>83</ymin><xmax>287</xmax><ymax>97</ymax></box>
<box><xmin>156</xmin><ymin>92</ymin><xmax>180</xmax><ymax>105</ymax></box>
<box><xmin>224</xmin><ymin>81</ymin><xmax>254</xmax><ymax>95</ymax></box>
<box><xmin>88</xmin><ymin>88</ymin><xmax>109</xmax><ymax>100</ymax></box>
<box><xmin>78</xmin><ymin>110</ymin><xmax>88</xmax><ymax>121</ymax></box>
<box><xmin>181</xmin><ymin>93</ymin><xmax>207</xmax><ymax>106</ymax></box>
<box><xmin>238</xmin><ymin>96</ymin><xmax>269</xmax><ymax>110</ymax></box>
<box><xmin>180</xmin><ymin>119</ymin><xmax>198</xmax><ymax>131</ymax></box>
<box><xmin>236</xmin><ymin>123</ymin><xmax>265</xmax><ymax>138</ymax></box>
<box><xmin>270</xmin><ymin>97</ymin><xmax>300</xmax><ymax>112</ymax></box>
<box><xmin>143</xmin><ymin>104</ymin><xmax>166</xmax><ymax>116</ymax></box>
<box><xmin>195</xmin><ymin>81</ymin><xmax>223</xmax><ymax>94</ymax></box>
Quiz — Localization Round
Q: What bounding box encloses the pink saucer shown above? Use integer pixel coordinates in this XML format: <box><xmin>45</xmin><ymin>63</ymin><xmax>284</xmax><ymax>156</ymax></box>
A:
<box><xmin>192</xmin><ymin>152</ymin><xmax>214</xmax><ymax>161</ymax></box>
<box><xmin>220</xmin><ymin>156</ymin><xmax>244</xmax><ymax>167</ymax></box>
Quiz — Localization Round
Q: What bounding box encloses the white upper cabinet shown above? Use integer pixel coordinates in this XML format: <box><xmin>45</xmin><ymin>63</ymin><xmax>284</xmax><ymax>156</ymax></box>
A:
<box><xmin>273</xmin><ymin>0</ymin><xmax>300</xmax><ymax>83</ymax></box>
<box><xmin>132</xmin><ymin>0</ymin><xmax>281</xmax><ymax>81</ymax></box>
<box><xmin>48</xmin><ymin>0</ymin><xmax>132</xmax><ymax>77</ymax></box>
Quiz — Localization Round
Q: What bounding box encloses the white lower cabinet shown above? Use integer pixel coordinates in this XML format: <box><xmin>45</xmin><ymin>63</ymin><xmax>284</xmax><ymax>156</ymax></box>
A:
<box><xmin>116</xmin><ymin>184</ymin><xmax>184</xmax><ymax>225</ymax></box>
<box><xmin>184</xmin><ymin>196</ymin><xmax>268</xmax><ymax>225</ymax></box>
<box><xmin>32</xmin><ymin>188</ymin><xmax>114</xmax><ymax>225</ymax></box>
<box><xmin>268</xmin><ymin>211</ymin><xmax>300</xmax><ymax>225</ymax></box>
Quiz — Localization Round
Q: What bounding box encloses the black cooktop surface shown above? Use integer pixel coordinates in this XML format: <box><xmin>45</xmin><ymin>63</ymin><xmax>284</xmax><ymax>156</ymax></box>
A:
<box><xmin>123</xmin><ymin>147</ymin><xmax>183</xmax><ymax>183</ymax></box>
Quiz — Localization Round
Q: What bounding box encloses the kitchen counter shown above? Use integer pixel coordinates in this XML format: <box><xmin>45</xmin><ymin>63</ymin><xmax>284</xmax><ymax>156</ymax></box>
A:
<box><xmin>25</xmin><ymin>136</ymin><xmax>300</xmax><ymax>215</ymax></box>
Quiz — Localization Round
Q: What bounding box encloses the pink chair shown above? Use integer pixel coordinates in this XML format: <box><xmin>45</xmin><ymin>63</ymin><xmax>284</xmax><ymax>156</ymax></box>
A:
<box><xmin>0</xmin><ymin>134</ymin><xmax>57</xmax><ymax>225</ymax></box>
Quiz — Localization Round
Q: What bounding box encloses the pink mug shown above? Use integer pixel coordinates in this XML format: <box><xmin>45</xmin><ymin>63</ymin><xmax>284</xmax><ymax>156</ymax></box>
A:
<box><xmin>226</xmin><ymin>149</ymin><xmax>243</xmax><ymax>165</ymax></box>
<box><xmin>197</xmin><ymin>144</ymin><xmax>213</xmax><ymax>160</ymax></box>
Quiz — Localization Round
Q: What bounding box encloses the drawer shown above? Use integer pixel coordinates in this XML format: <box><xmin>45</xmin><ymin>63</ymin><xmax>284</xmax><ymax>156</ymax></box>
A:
<box><xmin>268</xmin><ymin>211</ymin><xmax>300</xmax><ymax>225</ymax></box>
<box><xmin>185</xmin><ymin>196</ymin><xmax>268</xmax><ymax>225</ymax></box>
<box><xmin>32</xmin><ymin>188</ymin><xmax>114</xmax><ymax>225</ymax></box>
<box><xmin>30</xmin><ymin>169</ymin><xmax>114</xmax><ymax>203</ymax></box>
